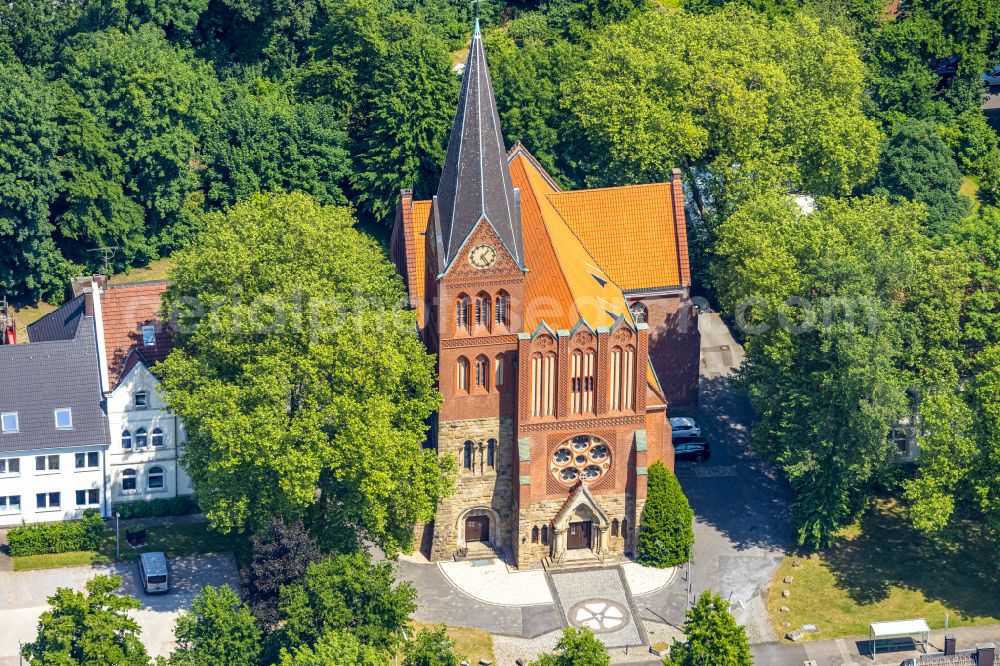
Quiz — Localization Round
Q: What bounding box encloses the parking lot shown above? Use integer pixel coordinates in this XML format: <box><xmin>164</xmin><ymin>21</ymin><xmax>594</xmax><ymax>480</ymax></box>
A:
<box><xmin>0</xmin><ymin>553</ymin><xmax>241</xmax><ymax>664</ymax></box>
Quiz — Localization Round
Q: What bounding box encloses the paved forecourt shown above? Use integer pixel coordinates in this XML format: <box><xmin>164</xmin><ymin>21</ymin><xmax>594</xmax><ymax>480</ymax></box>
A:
<box><xmin>547</xmin><ymin>566</ymin><xmax>648</xmax><ymax>649</ymax></box>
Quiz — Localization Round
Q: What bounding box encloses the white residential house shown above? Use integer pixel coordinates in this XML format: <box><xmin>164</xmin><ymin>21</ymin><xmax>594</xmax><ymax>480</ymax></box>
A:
<box><xmin>0</xmin><ymin>299</ymin><xmax>111</xmax><ymax>526</ymax></box>
<box><xmin>106</xmin><ymin>352</ymin><xmax>193</xmax><ymax>504</ymax></box>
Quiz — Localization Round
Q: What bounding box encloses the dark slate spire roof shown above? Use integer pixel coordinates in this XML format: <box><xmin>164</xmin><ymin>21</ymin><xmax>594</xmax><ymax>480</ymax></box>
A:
<box><xmin>435</xmin><ymin>19</ymin><xmax>524</xmax><ymax>272</ymax></box>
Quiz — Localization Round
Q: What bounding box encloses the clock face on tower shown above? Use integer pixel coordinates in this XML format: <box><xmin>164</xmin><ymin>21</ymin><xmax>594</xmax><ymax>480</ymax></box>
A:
<box><xmin>469</xmin><ymin>243</ymin><xmax>498</xmax><ymax>269</ymax></box>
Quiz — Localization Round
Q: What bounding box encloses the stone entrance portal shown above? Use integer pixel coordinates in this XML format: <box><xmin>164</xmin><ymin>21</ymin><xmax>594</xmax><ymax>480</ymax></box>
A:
<box><xmin>567</xmin><ymin>521</ymin><xmax>591</xmax><ymax>550</ymax></box>
<box><xmin>465</xmin><ymin>515</ymin><xmax>490</xmax><ymax>543</ymax></box>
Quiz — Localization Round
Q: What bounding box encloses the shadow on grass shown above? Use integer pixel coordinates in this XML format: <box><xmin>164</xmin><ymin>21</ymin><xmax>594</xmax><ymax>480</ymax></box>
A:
<box><xmin>822</xmin><ymin>499</ymin><xmax>1000</xmax><ymax>620</ymax></box>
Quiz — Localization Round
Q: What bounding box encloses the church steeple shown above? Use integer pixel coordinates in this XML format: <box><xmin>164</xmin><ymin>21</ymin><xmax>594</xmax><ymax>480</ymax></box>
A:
<box><xmin>434</xmin><ymin>18</ymin><xmax>524</xmax><ymax>273</ymax></box>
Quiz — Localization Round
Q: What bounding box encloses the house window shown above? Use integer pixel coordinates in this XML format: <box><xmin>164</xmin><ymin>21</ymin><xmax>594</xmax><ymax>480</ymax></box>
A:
<box><xmin>495</xmin><ymin>292</ymin><xmax>509</xmax><ymax>327</ymax></box>
<box><xmin>494</xmin><ymin>356</ymin><xmax>504</xmax><ymax>387</ymax></box>
<box><xmin>487</xmin><ymin>439</ymin><xmax>496</xmax><ymax>468</ymax></box>
<box><xmin>630</xmin><ymin>302</ymin><xmax>648</xmax><ymax>325</ymax></box>
<box><xmin>121</xmin><ymin>469</ymin><xmax>137</xmax><ymax>493</ymax></box>
<box><xmin>54</xmin><ymin>408</ymin><xmax>73</xmax><ymax>429</ymax></box>
<box><xmin>151</xmin><ymin>428</ymin><xmax>164</xmax><ymax>447</ymax></box>
<box><xmin>541</xmin><ymin>525</ymin><xmax>548</xmax><ymax>545</ymax></box>
<box><xmin>36</xmin><ymin>455</ymin><xmax>59</xmax><ymax>472</ymax></box>
<box><xmin>142</xmin><ymin>324</ymin><xmax>156</xmax><ymax>346</ymax></box>
<box><xmin>0</xmin><ymin>495</ymin><xmax>20</xmax><ymax>513</ymax></box>
<box><xmin>75</xmin><ymin>489</ymin><xmax>99</xmax><ymax>506</ymax></box>
<box><xmin>474</xmin><ymin>356</ymin><xmax>489</xmax><ymax>390</ymax></box>
<box><xmin>890</xmin><ymin>429</ymin><xmax>909</xmax><ymax>454</ymax></box>
<box><xmin>0</xmin><ymin>458</ymin><xmax>19</xmax><ymax>474</ymax></box>
<box><xmin>36</xmin><ymin>492</ymin><xmax>60</xmax><ymax>509</ymax></box>
<box><xmin>75</xmin><ymin>452</ymin><xmax>100</xmax><ymax>469</ymax></box>
<box><xmin>134</xmin><ymin>392</ymin><xmax>148</xmax><ymax>409</ymax></box>
<box><xmin>456</xmin><ymin>357</ymin><xmax>470</xmax><ymax>393</ymax></box>
<box><xmin>612</xmin><ymin>519</ymin><xmax>620</xmax><ymax>537</ymax></box>
<box><xmin>1</xmin><ymin>412</ymin><xmax>18</xmax><ymax>433</ymax></box>
<box><xmin>121</xmin><ymin>430</ymin><xmax>132</xmax><ymax>450</ymax></box>
<box><xmin>135</xmin><ymin>428</ymin><xmax>148</xmax><ymax>448</ymax></box>
<box><xmin>531</xmin><ymin>526</ymin><xmax>539</xmax><ymax>543</ymax></box>
<box><xmin>463</xmin><ymin>441</ymin><xmax>473</xmax><ymax>470</ymax></box>
<box><xmin>148</xmin><ymin>466</ymin><xmax>165</xmax><ymax>490</ymax></box>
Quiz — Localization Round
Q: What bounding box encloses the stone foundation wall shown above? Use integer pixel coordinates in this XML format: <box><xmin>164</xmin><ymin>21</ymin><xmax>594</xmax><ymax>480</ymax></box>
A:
<box><xmin>515</xmin><ymin>491</ymin><xmax>637</xmax><ymax>566</ymax></box>
<box><xmin>430</xmin><ymin>417</ymin><xmax>514</xmax><ymax>561</ymax></box>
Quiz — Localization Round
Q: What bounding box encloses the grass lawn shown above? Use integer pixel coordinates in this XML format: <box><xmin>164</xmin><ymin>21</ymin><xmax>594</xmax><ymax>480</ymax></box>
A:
<box><xmin>767</xmin><ymin>498</ymin><xmax>1000</xmax><ymax>641</ymax></box>
<box><xmin>961</xmin><ymin>175</ymin><xmax>982</xmax><ymax>213</ymax></box>
<box><xmin>107</xmin><ymin>257</ymin><xmax>173</xmax><ymax>285</ymax></box>
<box><xmin>399</xmin><ymin>622</ymin><xmax>494</xmax><ymax>664</ymax></box>
<box><xmin>12</xmin><ymin>522</ymin><xmax>249</xmax><ymax>571</ymax></box>
<box><xmin>13</xmin><ymin>550</ymin><xmax>111</xmax><ymax>571</ymax></box>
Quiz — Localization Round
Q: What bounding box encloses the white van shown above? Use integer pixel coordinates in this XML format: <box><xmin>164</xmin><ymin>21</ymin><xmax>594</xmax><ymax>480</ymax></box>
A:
<box><xmin>138</xmin><ymin>552</ymin><xmax>170</xmax><ymax>594</ymax></box>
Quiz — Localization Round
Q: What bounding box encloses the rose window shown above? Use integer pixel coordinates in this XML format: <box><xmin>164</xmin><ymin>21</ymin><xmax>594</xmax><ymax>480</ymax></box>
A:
<box><xmin>550</xmin><ymin>435</ymin><xmax>611</xmax><ymax>486</ymax></box>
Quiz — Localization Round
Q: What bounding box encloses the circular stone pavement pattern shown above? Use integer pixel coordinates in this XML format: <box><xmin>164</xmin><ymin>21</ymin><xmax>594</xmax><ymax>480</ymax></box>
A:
<box><xmin>568</xmin><ymin>599</ymin><xmax>630</xmax><ymax>633</ymax></box>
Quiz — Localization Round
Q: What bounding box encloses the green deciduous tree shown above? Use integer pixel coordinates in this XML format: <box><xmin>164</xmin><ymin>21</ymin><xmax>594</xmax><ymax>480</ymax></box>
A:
<box><xmin>242</xmin><ymin>518</ymin><xmax>323</xmax><ymax>631</ymax></box>
<box><xmin>277</xmin><ymin>629</ymin><xmax>387</xmax><ymax>666</ymax></box>
<box><xmin>530</xmin><ymin>628</ymin><xmax>609</xmax><ymax>666</ymax></box>
<box><xmin>712</xmin><ymin>194</ymin><xmax>965</xmax><ymax>548</ymax></box>
<box><xmin>274</xmin><ymin>553</ymin><xmax>416</xmax><ymax>654</ymax></box>
<box><xmin>170</xmin><ymin>586</ymin><xmax>261</xmax><ymax>666</ymax></box>
<box><xmin>637</xmin><ymin>461</ymin><xmax>694</xmax><ymax>568</ymax></box>
<box><xmin>402</xmin><ymin>625</ymin><xmax>461</xmax><ymax>666</ymax></box>
<box><xmin>567</xmin><ymin>6</ymin><xmax>882</xmax><ymax>220</ymax></box>
<box><xmin>159</xmin><ymin>192</ymin><xmax>450</xmax><ymax>553</ymax></box>
<box><xmin>22</xmin><ymin>575</ymin><xmax>150</xmax><ymax>666</ymax></box>
<box><xmin>0</xmin><ymin>58</ymin><xmax>70</xmax><ymax>302</ymax></box>
<box><xmin>663</xmin><ymin>591</ymin><xmax>752</xmax><ymax>666</ymax></box>
<box><xmin>874</xmin><ymin>118</ymin><xmax>971</xmax><ymax>235</ymax></box>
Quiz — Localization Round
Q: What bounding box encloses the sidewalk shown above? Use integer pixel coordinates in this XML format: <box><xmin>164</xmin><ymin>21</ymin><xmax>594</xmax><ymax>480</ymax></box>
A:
<box><xmin>751</xmin><ymin>625</ymin><xmax>1000</xmax><ymax>665</ymax></box>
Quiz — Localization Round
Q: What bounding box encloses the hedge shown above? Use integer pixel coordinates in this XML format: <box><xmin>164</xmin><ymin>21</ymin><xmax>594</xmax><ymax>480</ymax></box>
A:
<box><xmin>7</xmin><ymin>509</ymin><xmax>106</xmax><ymax>557</ymax></box>
<box><xmin>113</xmin><ymin>495</ymin><xmax>199</xmax><ymax>520</ymax></box>
<box><xmin>637</xmin><ymin>461</ymin><xmax>695</xmax><ymax>568</ymax></box>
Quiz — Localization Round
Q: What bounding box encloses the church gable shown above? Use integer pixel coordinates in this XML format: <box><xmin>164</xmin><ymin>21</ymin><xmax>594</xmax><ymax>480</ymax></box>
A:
<box><xmin>444</xmin><ymin>217</ymin><xmax>524</xmax><ymax>283</ymax></box>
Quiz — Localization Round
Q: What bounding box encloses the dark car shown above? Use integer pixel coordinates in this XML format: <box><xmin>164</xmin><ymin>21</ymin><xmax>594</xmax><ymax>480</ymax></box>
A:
<box><xmin>673</xmin><ymin>436</ymin><xmax>711</xmax><ymax>462</ymax></box>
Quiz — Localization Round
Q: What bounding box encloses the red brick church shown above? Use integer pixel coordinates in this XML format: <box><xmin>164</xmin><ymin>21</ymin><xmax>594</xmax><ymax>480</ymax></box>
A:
<box><xmin>390</xmin><ymin>21</ymin><xmax>699</xmax><ymax>568</ymax></box>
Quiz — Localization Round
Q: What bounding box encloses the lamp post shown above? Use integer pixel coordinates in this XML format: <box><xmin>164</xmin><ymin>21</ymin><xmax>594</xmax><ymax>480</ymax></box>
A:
<box><xmin>115</xmin><ymin>512</ymin><xmax>121</xmax><ymax>559</ymax></box>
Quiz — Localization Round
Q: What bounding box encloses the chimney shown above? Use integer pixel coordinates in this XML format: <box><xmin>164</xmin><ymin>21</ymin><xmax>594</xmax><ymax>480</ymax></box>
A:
<box><xmin>978</xmin><ymin>642</ymin><xmax>996</xmax><ymax>666</ymax></box>
<box><xmin>944</xmin><ymin>634</ymin><xmax>956</xmax><ymax>656</ymax></box>
<box><xmin>90</xmin><ymin>276</ymin><xmax>111</xmax><ymax>394</ymax></box>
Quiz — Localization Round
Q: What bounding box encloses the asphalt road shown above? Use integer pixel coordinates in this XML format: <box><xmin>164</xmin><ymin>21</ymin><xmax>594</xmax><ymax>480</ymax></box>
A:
<box><xmin>0</xmin><ymin>553</ymin><xmax>241</xmax><ymax>664</ymax></box>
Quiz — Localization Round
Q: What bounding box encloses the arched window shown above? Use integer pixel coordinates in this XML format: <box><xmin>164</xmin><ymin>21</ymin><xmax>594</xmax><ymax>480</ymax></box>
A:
<box><xmin>122</xmin><ymin>468</ymin><xmax>137</xmax><ymax>493</ymax></box>
<box><xmin>609</xmin><ymin>347</ymin><xmax>622</xmax><ymax>411</ymax></box>
<box><xmin>474</xmin><ymin>293</ymin><xmax>491</xmax><ymax>329</ymax></box>
<box><xmin>135</xmin><ymin>427</ymin><xmax>148</xmax><ymax>448</ymax></box>
<box><xmin>630</xmin><ymin>302</ymin><xmax>648</xmax><ymax>325</ymax></box>
<box><xmin>456</xmin><ymin>357</ymin><xmax>470</xmax><ymax>393</ymax></box>
<box><xmin>623</xmin><ymin>346</ymin><xmax>636</xmax><ymax>410</ymax></box>
<box><xmin>147</xmin><ymin>466</ymin><xmax>165</xmax><ymax>490</ymax></box>
<box><xmin>474</xmin><ymin>356</ymin><xmax>489</xmax><ymax>390</ymax></box>
<box><xmin>494</xmin><ymin>356</ymin><xmax>504</xmax><ymax>388</ymax></box>
<box><xmin>541</xmin><ymin>525</ymin><xmax>549</xmax><ymax>545</ymax></box>
<box><xmin>621</xmin><ymin>519</ymin><xmax>628</xmax><ymax>538</ymax></box>
<box><xmin>531</xmin><ymin>352</ymin><xmax>557</xmax><ymax>417</ymax></box>
<box><xmin>487</xmin><ymin>439</ymin><xmax>496</xmax><ymax>468</ymax></box>
<box><xmin>463</xmin><ymin>441</ymin><xmax>473</xmax><ymax>470</ymax></box>
<box><xmin>151</xmin><ymin>428</ymin><xmax>164</xmax><ymax>447</ymax></box>
<box><xmin>495</xmin><ymin>292</ymin><xmax>509</xmax><ymax>327</ymax></box>
<box><xmin>611</xmin><ymin>518</ymin><xmax>620</xmax><ymax>537</ymax></box>
<box><xmin>121</xmin><ymin>430</ymin><xmax>132</xmax><ymax>450</ymax></box>
<box><xmin>455</xmin><ymin>295</ymin><xmax>471</xmax><ymax>332</ymax></box>
<box><xmin>531</xmin><ymin>526</ymin><xmax>539</xmax><ymax>543</ymax></box>
<box><xmin>571</xmin><ymin>349</ymin><xmax>596</xmax><ymax>414</ymax></box>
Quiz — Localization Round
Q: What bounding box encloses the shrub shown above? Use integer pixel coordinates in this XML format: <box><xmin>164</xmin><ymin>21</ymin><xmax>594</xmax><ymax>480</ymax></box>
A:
<box><xmin>114</xmin><ymin>495</ymin><xmax>198</xmax><ymax>520</ymax></box>
<box><xmin>637</xmin><ymin>461</ymin><xmax>694</xmax><ymax>568</ymax></box>
<box><xmin>7</xmin><ymin>509</ymin><xmax>107</xmax><ymax>557</ymax></box>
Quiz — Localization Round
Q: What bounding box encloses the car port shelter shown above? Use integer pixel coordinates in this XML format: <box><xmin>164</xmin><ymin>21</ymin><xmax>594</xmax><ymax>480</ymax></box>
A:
<box><xmin>870</xmin><ymin>619</ymin><xmax>931</xmax><ymax>658</ymax></box>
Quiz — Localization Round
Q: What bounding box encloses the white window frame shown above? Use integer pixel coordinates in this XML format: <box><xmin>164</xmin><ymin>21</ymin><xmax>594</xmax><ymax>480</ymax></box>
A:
<box><xmin>75</xmin><ymin>451</ymin><xmax>100</xmax><ymax>470</ymax></box>
<box><xmin>147</xmin><ymin>466</ymin><xmax>165</xmax><ymax>491</ymax></box>
<box><xmin>134</xmin><ymin>392</ymin><xmax>149</xmax><ymax>410</ymax></box>
<box><xmin>0</xmin><ymin>458</ymin><xmax>18</xmax><ymax>475</ymax></box>
<box><xmin>141</xmin><ymin>324</ymin><xmax>156</xmax><ymax>346</ymax></box>
<box><xmin>0</xmin><ymin>495</ymin><xmax>21</xmax><ymax>513</ymax></box>
<box><xmin>36</xmin><ymin>491</ymin><xmax>60</xmax><ymax>510</ymax></box>
<box><xmin>35</xmin><ymin>454</ymin><xmax>59</xmax><ymax>473</ymax></box>
<box><xmin>75</xmin><ymin>489</ymin><xmax>100</xmax><ymax>506</ymax></box>
<box><xmin>121</xmin><ymin>469</ymin><xmax>138</xmax><ymax>494</ymax></box>
<box><xmin>54</xmin><ymin>408</ymin><xmax>73</xmax><ymax>430</ymax></box>
<box><xmin>1</xmin><ymin>412</ymin><xmax>18</xmax><ymax>433</ymax></box>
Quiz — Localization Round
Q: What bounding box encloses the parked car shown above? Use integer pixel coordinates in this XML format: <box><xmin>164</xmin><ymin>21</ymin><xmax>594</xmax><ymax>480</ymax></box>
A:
<box><xmin>984</xmin><ymin>65</ymin><xmax>1000</xmax><ymax>86</ymax></box>
<box><xmin>670</xmin><ymin>416</ymin><xmax>701</xmax><ymax>439</ymax></box>
<box><xmin>673</xmin><ymin>436</ymin><xmax>711</xmax><ymax>462</ymax></box>
<box><xmin>138</xmin><ymin>551</ymin><xmax>170</xmax><ymax>594</ymax></box>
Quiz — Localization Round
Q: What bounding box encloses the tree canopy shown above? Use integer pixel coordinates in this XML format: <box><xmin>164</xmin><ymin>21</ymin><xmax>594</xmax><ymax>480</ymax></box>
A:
<box><xmin>663</xmin><ymin>591</ymin><xmax>752</xmax><ymax>666</ymax></box>
<box><xmin>170</xmin><ymin>586</ymin><xmax>261</xmax><ymax>666</ymax></box>
<box><xmin>159</xmin><ymin>192</ymin><xmax>450</xmax><ymax>553</ymax></box>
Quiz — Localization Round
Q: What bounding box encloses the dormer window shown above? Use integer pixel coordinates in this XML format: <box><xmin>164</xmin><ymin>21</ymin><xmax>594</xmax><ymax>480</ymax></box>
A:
<box><xmin>142</xmin><ymin>324</ymin><xmax>156</xmax><ymax>346</ymax></box>
<box><xmin>54</xmin><ymin>408</ymin><xmax>73</xmax><ymax>430</ymax></box>
<box><xmin>134</xmin><ymin>392</ymin><xmax>148</xmax><ymax>409</ymax></box>
<box><xmin>1</xmin><ymin>412</ymin><xmax>18</xmax><ymax>433</ymax></box>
